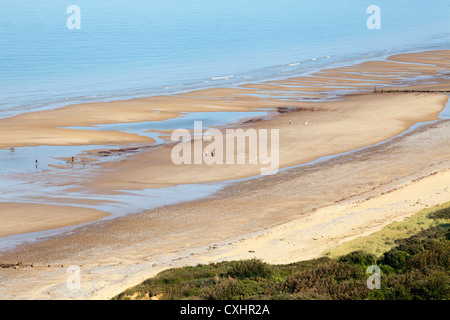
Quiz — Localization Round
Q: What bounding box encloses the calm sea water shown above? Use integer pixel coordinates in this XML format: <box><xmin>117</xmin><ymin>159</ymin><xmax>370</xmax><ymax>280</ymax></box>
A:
<box><xmin>0</xmin><ymin>0</ymin><xmax>449</xmax><ymax>118</ymax></box>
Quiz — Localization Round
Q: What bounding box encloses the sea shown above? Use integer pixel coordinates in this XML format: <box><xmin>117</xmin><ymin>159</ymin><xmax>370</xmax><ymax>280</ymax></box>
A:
<box><xmin>0</xmin><ymin>0</ymin><xmax>449</xmax><ymax>119</ymax></box>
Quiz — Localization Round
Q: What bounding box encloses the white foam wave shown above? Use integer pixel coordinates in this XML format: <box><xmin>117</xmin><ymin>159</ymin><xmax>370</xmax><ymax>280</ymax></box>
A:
<box><xmin>211</xmin><ymin>75</ymin><xmax>234</xmax><ymax>80</ymax></box>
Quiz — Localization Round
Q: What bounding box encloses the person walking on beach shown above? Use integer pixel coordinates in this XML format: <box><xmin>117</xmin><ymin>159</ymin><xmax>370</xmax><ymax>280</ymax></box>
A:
<box><xmin>35</xmin><ymin>159</ymin><xmax>38</xmax><ymax>170</ymax></box>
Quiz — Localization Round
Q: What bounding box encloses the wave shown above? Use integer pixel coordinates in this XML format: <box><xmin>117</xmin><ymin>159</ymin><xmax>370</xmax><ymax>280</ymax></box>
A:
<box><xmin>1</xmin><ymin>44</ymin><xmax>448</xmax><ymax>120</ymax></box>
<box><xmin>210</xmin><ymin>75</ymin><xmax>235</xmax><ymax>80</ymax></box>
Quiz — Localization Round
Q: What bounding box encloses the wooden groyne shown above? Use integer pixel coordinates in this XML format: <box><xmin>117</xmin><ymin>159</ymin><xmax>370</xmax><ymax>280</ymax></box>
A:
<box><xmin>373</xmin><ymin>88</ymin><xmax>450</xmax><ymax>93</ymax></box>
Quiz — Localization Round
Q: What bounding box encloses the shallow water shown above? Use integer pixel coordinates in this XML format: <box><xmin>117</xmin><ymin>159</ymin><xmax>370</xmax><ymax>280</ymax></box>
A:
<box><xmin>0</xmin><ymin>144</ymin><xmax>107</xmax><ymax>174</ymax></box>
<box><xmin>0</xmin><ymin>179</ymin><xmax>227</xmax><ymax>250</ymax></box>
<box><xmin>439</xmin><ymin>95</ymin><xmax>450</xmax><ymax>119</ymax></box>
<box><xmin>0</xmin><ymin>110</ymin><xmax>269</xmax><ymax>174</ymax></box>
<box><xmin>63</xmin><ymin>111</ymin><xmax>270</xmax><ymax>137</ymax></box>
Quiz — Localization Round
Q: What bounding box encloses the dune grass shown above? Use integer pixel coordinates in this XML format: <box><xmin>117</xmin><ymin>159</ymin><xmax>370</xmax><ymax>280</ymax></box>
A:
<box><xmin>113</xmin><ymin>202</ymin><xmax>450</xmax><ymax>300</ymax></box>
<box><xmin>323</xmin><ymin>201</ymin><xmax>450</xmax><ymax>259</ymax></box>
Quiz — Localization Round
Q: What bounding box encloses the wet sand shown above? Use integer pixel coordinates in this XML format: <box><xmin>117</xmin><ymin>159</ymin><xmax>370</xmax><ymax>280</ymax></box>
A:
<box><xmin>0</xmin><ymin>203</ymin><xmax>109</xmax><ymax>238</ymax></box>
<box><xmin>83</xmin><ymin>92</ymin><xmax>447</xmax><ymax>191</ymax></box>
<box><xmin>0</xmin><ymin>49</ymin><xmax>449</xmax><ymax>299</ymax></box>
<box><xmin>0</xmin><ymin>119</ymin><xmax>449</xmax><ymax>299</ymax></box>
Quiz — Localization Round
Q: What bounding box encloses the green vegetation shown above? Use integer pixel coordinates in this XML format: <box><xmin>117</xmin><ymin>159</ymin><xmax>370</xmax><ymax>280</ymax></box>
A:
<box><xmin>323</xmin><ymin>202</ymin><xmax>450</xmax><ymax>258</ymax></box>
<box><xmin>113</xmin><ymin>204</ymin><xmax>450</xmax><ymax>300</ymax></box>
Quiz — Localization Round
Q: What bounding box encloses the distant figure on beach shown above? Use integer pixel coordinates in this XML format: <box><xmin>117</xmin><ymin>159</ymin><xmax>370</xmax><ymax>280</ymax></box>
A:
<box><xmin>71</xmin><ymin>156</ymin><xmax>74</xmax><ymax>163</ymax></box>
<box><xmin>35</xmin><ymin>159</ymin><xmax>38</xmax><ymax>169</ymax></box>
<box><xmin>9</xmin><ymin>147</ymin><xmax>15</xmax><ymax>152</ymax></box>
<box><xmin>289</xmin><ymin>120</ymin><xmax>291</xmax><ymax>125</ymax></box>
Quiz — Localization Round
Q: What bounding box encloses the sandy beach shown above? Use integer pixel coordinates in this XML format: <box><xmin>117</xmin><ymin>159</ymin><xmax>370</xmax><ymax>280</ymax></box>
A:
<box><xmin>0</xmin><ymin>203</ymin><xmax>109</xmax><ymax>238</ymax></box>
<box><xmin>0</xmin><ymin>49</ymin><xmax>449</xmax><ymax>299</ymax></box>
<box><xmin>0</xmin><ymin>118</ymin><xmax>449</xmax><ymax>299</ymax></box>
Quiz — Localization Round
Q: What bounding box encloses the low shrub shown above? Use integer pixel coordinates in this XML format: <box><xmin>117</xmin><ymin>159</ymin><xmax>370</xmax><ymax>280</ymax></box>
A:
<box><xmin>227</xmin><ymin>258</ymin><xmax>273</xmax><ymax>280</ymax></box>
<box><xmin>338</xmin><ymin>251</ymin><xmax>377</xmax><ymax>268</ymax></box>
